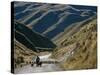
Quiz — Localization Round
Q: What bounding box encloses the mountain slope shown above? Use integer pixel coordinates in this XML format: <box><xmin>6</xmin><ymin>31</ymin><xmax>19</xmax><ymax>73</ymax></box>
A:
<box><xmin>15</xmin><ymin>30</ymin><xmax>37</xmax><ymax>51</ymax></box>
<box><xmin>14</xmin><ymin>39</ymin><xmax>38</xmax><ymax>68</ymax></box>
<box><xmin>15</xmin><ymin>21</ymin><xmax>56</xmax><ymax>52</ymax></box>
<box><xmin>14</xmin><ymin>2</ymin><xmax>97</xmax><ymax>39</ymax></box>
<box><xmin>51</xmin><ymin>16</ymin><xmax>97</xmax><ymax>70</ymax></box>
<box><xmin>52</xmin><ymin>15</ymin><xmax>96</xmax><ymax>45</ymax></box>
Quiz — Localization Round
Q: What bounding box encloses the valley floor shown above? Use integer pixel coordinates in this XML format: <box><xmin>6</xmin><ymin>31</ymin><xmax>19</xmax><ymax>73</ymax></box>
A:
<box><xmin>15</xmin><ymin>53</ymin><xmax>63</xmax><ymax>74</ymax></box>
<box><xmin>15</xmin><ymin>63</ymin><xmax>62</xmax><ymax>74</ymax></box>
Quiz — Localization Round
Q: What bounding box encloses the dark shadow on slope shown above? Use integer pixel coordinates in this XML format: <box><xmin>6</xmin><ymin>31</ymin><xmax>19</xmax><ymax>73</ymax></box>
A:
<box><xmin>14</xmin><ymin>20</ymin><xmax>56</xmax><ymax>52</ymax></box>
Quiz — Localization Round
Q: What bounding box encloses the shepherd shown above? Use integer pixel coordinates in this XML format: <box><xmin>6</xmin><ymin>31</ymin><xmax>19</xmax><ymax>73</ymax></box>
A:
<box><xmin>36</xmin><ymin>56</ymin><xmax>40</xmax><ymax>64</ymax></box>
<box><xmin>36</xmin><ymin>56</ymin><xmax>42</xmax><ymax>67</ymax></box>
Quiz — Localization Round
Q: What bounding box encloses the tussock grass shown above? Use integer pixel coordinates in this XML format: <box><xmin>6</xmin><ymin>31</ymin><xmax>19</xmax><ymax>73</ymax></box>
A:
<box><xmin>52</xmin><ymin>18</ymin><xmax>97</xmax><ymax>70</ymax></box>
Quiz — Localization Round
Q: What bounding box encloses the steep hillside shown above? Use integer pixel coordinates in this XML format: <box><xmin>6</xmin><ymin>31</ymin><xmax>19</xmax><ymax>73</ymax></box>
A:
<box><xmin>14</xmin><ymin>39</ymin><xmax>38</xmax><ymax>68</ymax></box>
<box><xmin>52</xmin><ymin>17</ymin><xmax>97</xmax><ymax>70</ymax></box>
<box><xmin>15</xmin><ymin>30</ymin><xmax>37</xmax><ymax>51</ymax></box>
<box><xmin>15</xmin><ymin>21</ymin><xmax>56</xmax><ymax>52</ymax></box>
<box><xmin>14</xmin><ymin>2</ymin><xmax>97</xmax><ymax>39</ymax></box>
<box><xmin>52</xmin><ymin>15</ymin><xmax>96</xmax><ymax>45</ymax></box>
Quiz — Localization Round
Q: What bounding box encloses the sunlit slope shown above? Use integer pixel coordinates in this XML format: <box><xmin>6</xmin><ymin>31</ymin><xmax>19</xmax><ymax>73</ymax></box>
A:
<box><xmin>52</xmin><ymin>16</ymin><xmax>97</xmax><ymax>70</ymax></box>
<box><xmin>14</xmin><ymin>39</ymin><xmax>38</xmax><ymax>68</ymax></box>
<box><xmin>52</xmin><ymin>15</ymin><xmax>96</xmax><ymax>45</ymax></box>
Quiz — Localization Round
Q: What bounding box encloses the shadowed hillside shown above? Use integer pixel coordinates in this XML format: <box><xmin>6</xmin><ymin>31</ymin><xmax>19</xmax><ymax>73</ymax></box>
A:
<box><xmin>14</xmin><ymin>2</ymin><xmax>97</xmax><ymax>39</ymax></box>
<box><xmin>15</xmin><ymin>30</ymin><xmax>37</xmax><ymax>51</ymax></box>
<box><xmin>51</xmin><ymin>16</ymin><xmax>97</xmax><ymax>70</ymax></box>
<box><xmin>15</xmin><ymin>21</ymin><xmax>56</xmax><ymax>52</ymax></box>
<box><xmin>14</xmin><ymin>20</ymin><xmax>57</xmax><ymax>69</ymax></box>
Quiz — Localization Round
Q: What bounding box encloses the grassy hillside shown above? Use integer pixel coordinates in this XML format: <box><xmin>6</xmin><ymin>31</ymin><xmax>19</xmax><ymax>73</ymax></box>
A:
<box><xmin>14</xmin><ymin>39</ymin><xmax>38</xmax><ymax>69</ymax></box>
<box><xmin>52</xmin><ymin>15</ymin><xmax>96</xmax><ymax>46</ymax></box>
<box><xmin>51</xmin><ymin>16</ymin><xmax>97</xmax><ymax>70</ymax></box>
